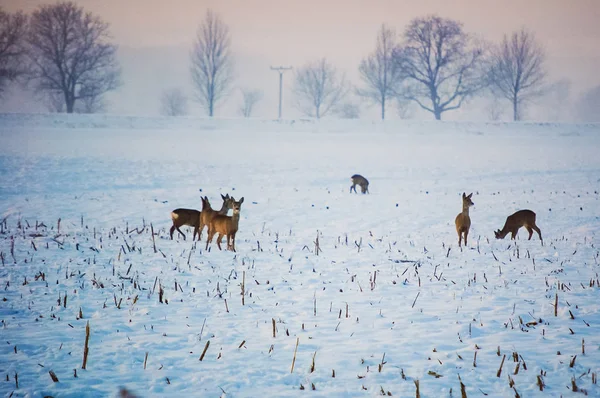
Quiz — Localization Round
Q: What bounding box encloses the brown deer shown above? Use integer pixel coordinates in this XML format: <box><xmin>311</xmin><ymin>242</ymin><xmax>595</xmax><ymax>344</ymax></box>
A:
<box><xmin>494</xmin><ymin>210</ymin><xmax>543</xmax><ymax>244</ymax></box>
<box><xmin>206</xmin><ymin>196</ymin><xmax>244</xmax><ymax>252</ymax></box>
<box><xmin>197</xmin><ymin>194</ymin><xmax>233</xmax><ymax>240</ymax></box>
<box><xmin>169</xmin><ymin>208</ymin><xmax>200</xmax><ymax>241</ymax></box>
<box><xmin>350</xmin><ymin>174</ymin><xmax>369</xmax><ymax>194</ymax></box>
<box><xmin>454</xmin><ymin>192</ymin><xmax>474</xmax><ymax>247</ymax></box>
<box><xmin>170</xmin><ymin>194</ymin><xmax>232</xmax><ymax>241</ymax></box>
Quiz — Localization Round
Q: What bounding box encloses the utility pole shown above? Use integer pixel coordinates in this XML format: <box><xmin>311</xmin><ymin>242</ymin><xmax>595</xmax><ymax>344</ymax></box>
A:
<box><xmin>270</xmin><ymin>66</ymin><xmax>292</xmax><ymax>119</ymax></box>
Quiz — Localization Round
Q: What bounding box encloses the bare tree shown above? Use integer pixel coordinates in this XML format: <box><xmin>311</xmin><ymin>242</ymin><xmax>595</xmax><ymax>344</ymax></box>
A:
<box><xmin>542</xmin><ymin>78</ymin><xmax>571</xmax><ymax>121</ymax></box>
<box><xmin>293</xmin><ymin>58</ymin><xmax>348</xmax><ymax>119</ymax></box>
<box><xmin>483</xmin><ymin>94</ymin><xmax>505</xmax><ymax>121</ymax></box>
<box><xmin>357</xmin><ymin>25</ymin><xmax>403</xmax><ymax>120</ymax></box>
<box><xmin>160</xmin><ymin>87</ymin><xmax>188</xmax><ymax>116</ymax></box>
<box><xmin>395</xmin><ymin>97</ymin><xmax>414</xmax><ymax>119</ymax></box>
<box><xmin>75</xmin><ymin>85</ymin><xmax>106</xmax><ymax>113</ymax></box>
<box><xmin>394</xmin><ymin>15</ymin><xmax>487</xmax><ymax>120</ymax></box>
<box><xmin>238</xmin><ymin>88</ymin><xmax>262</xmax><ymax>117</ymax></box>
<box><xmin>190</xmin><ymin>9</ymin><xmax>233</xmax><ymax>117</ymax></box>
<box><xmin>336</xmin><ymin>102</ymin><xmax>360</xmax><ymax>119</ymax></box>
<box><xmin>25</xmin><ymin>2</ymin><xmax>120</xmax><ymax>113</ymax></box>
<box><xmin>0</xmin><ymin>8</ymin><xmax>28</xmax><ymax>96</ymax></box>
<box><xmin>488</xmin><ymin>28</ymin><xmax>547</xmax><ymax>121</ymax></box>
<box><xmin>575</xmin><ymin>84</ymin><xmax>600</xmax><ymax>122</ymax></box>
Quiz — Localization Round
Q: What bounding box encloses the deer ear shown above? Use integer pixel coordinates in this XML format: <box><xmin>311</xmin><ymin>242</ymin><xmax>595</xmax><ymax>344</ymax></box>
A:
<box><xmin>467</xmin><ymin>193</ymin><xmax>473</xmax><ymax>199</ymax></box>
<box><xmin>239</xmin><ymin>197</ymin><xmax>244</xmax><ymax>204</ymax></box>
<box><xmin>221</xmin><ymin>194</ymin><xmax>226</xmax><ymax>200</ymax></box>
<box><xmin>462</xmin><ymin>192</ymin><xmax>466</xmax><ymax>198</ymax></box>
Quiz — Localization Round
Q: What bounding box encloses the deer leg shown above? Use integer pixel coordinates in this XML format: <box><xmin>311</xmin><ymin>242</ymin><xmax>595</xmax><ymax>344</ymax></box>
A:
<box><xmin>464</xmin><ymin>230</ymin><xmax>468</xmax><ymax>247</ymax></box>
<box><xmin>511</xmin><ymin>231</ymin><xmax>516</xmax><ymax>240</ymax></box>
<box><xmin>230</xmin><ymin>232</ymin><xmax>236</xmax><ymax>252</ymax></box>
<box><xmin>170</xmin><ymin>225</ymin><xmax>176</xmax><ymax>240</ymax></box>
<box><xmin>216</xmin><ymin>233</ymin><xmax>224</xmax><ymax>250</ymax></box>
<box><xmin>526</xmin><ymin>227</ymin><xmax>533</xmax><ymax>240</ymax></box>
<box><xmin>176</xmin><ymin>227</ymin><xmax>186</xmax><ymax>240</ymax></box>
<box><xmin>350</xmin><ymin>185</ymin><xmax>356</xmax><ymax>193</ymax></box>
<box><xmin>205</xmin><ymin>228</ymin><xmax>215</xmax><ymax>250</ymax></box>
<box><xmin>533</xmin><ymin>225</ymin><xmax>543</xmax><ymax>244</ymax></box>
<box><xmin>457</xmin><ymin>230</ymin><xmax>462</xmax><ymax>247</ymax></box>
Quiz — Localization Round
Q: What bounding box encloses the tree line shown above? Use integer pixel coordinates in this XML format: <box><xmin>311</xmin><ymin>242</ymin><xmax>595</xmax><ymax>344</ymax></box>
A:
<box><xmin>1</xmin><ymin>3</ymin><xmax>598</xmax><ymax>121</ymax></box>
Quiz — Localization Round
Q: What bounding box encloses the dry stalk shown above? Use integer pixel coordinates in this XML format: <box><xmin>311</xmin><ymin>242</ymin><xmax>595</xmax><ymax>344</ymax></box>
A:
<box><xmin>144</xmin><ymin>352</ymin><xmax>148</xmax><ymax>369</ymax></box>
<box><xmin>290</xmin><ymin>337</ymin><xmax>299</xmax><ymax>373</ymax></box>
<box><xmin>497</xmin><ymin>354</ymin><xmax>506</xmax><ymax>378</ymax></box>
<box><xmin>82</xmin><ymin>321</ymin><xmax>90</xmax><ymax>369</ymax></box>
<box><xmin>199</xmin><ymin>340</ymin><xmax>210</xmax><ymax>361</ymax></box>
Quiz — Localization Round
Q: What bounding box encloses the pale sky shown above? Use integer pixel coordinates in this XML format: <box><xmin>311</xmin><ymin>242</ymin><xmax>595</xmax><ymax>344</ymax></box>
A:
<box><xmin>4</xmin><ymin>0</ymin><xmax>600</xmax><ymax>119</ymax></box>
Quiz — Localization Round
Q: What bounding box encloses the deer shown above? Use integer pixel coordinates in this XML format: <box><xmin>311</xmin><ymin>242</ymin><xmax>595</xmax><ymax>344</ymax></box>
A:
<box><xmin>197</xmin><ymin>194</ymin><xmax>233</xmax><ymax>240</ymax></box>
<box><xmin>169</xmin><ymin>208</ymin><xmax>200</xmax><ymax>241</ymax></box>
<box><xmin>350</xmin><ymin>174</ymin><xmax>369</xmax><ymax>194</ymax></box>
<box><xmin>206</xmin><ymin>196</ymin><xmax>244</xmax><ymax>252</ymax></box>
<box><xmin>454</xmin><ymin>192</ymin><xmax>474</xmax><ymax>248</ymax></box>
<box><xmin>494</xmin><ymin>210</ymin><xmax>543</xmax><ymax>244</ymax></box>
<box><xmin>170</xmin><ymin>194</ymin><xmax>232</xmax><ymax>241</ymax></box>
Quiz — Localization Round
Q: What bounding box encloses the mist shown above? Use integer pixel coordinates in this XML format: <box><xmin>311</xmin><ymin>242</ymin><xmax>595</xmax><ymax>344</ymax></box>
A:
<box><xmin>2</xmin><ymin>0</ymin><xmax>599</xmax><ymax>121</ymax></box>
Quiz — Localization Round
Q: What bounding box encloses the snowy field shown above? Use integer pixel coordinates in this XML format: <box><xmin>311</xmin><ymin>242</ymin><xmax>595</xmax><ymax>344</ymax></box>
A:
<box><xmin>1</xmin><ymin>113</ymin><xmax>600</xmax><ymax>397</ymax></box>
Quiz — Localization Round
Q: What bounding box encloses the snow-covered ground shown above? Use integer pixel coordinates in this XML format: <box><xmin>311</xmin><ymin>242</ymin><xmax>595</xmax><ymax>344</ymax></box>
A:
<box><xmin>1</xmin><ymin>113</ymin><xmax>599</xmax><ymax>397</ymax></box>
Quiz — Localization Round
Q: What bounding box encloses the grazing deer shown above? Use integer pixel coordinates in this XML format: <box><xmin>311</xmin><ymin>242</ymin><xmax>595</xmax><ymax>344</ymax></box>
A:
<box><xmin>454</xmin><ymin>192</ymin><xmax>474</xmax><ymax>247</ymax></box>
<box><xmin>206</xmin><ymin>196</ymin><xmax>244</xmax><ymax>252</ymax></box>
<box><xmin>495</xmin><ymin>210</ymin><xmax>543</xmax><ymax>244</ymax></box>
<box><xmin>350</xmin><ymin>174</ymin><xmax>369</xmax><ymax>194</ymax></box>
<box><xmin>197</xmin><ymin>194</ymin><xmax>233</xmax><ymax>240</ymax></box>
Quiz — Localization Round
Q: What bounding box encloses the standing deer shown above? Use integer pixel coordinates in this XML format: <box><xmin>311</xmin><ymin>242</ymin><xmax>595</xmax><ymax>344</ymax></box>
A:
<box><xmin>170</xmin><ymin>208</ymin><xmax>200</xmax><ymax>241</ymax></box>
<box><xmin>350</xmin><ymin>174</ymin><xmax>369</xmax><ymax>194</ymax></box>
<box><xmin>197</xmin><ymin>194</ymin><xmax>233</xmax><ymax>240</ymax></box>
<box><xmin>454</xmin><ymin>192</ymin><xmax>474</xmax><ymax>248</ymax></box>
<box><xmin>494</xmin><ymin>210</ymin><xmax>543</xmax><ymax>244</ymax></box>
<box><xmin>170</xmin><ymin>194</ymin><xmax>232</xmax><ymax>241</ymax></box>
<box><xmin>206</xmin><ymin>196</ymin><xmax>244</xmax><ymax>252</ymax></box>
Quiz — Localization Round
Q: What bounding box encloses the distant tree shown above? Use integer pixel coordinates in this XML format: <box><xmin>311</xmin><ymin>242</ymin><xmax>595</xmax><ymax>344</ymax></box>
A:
<box><xmin>357</xmin><ymin>25</ymin><xmax>403</xmax><ymax>120</ymax></box>
<box><xmin>336</xmin><ymin>102</ymin><xmax>360</xmax><ymax>119</ymax></box>
<box><xmin>488</xmin><ymin>28</ymin><xmax>547</xmax><ymax>121</ymax></box>
<box><xmin>542</xmin><ymin>78</ymin><xmax>571</xmax><ymax>121</ymax></box>
<box><xmin>190</xmin><ymin>9</ymin><xmax>233</xmax><ymax>117</ymax></box>
<box><xmin>75</xmin><ymin>85</ymin><xmax>106</xmax><ymax>113</ymax></box>
<box><xmin>293</xmin><ymin>58</ymin><xmax>348</xmax><ymax>119</ymax></box>
<box><xmin>484</xmin><ymin>95</ymin><xmax>505</xmax><ymax>121</ymax></box>
<box><xmin>0</xmin><ymin>8</ymin><xmax>28</xmax><ymax>97</ymax></box>
<box><xmin>575</xmin><ymin>84</ymin><xmax>600</xmax><ymax>122</ymax></box>
<box><xmin>25</xmin><ymin>2</ymin><xmax>120</xmax><ymax>113</ymax></box>
<box><xmin>395</xmin><ymin>97</ymin><xmax>413</xmax><ymax>119</ymax></box>
<box><xmin>394</xmin><ymin>15</ymin><xmax>487</xmax><ymax>120</ymax></box>
<box><xmin>160</xmin><ymin>88</ymin><xmax>188</xmax><ymax>116</ymax></box>
<box><xmin>238</xmin><ymin>88</ymin><xmax>262</xmax><ymax>117</ymax></box>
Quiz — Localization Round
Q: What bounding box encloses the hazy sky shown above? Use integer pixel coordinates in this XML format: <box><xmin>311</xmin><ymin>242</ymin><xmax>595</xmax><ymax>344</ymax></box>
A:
<box><xmin>4</xmin><ymin>0</ymin><xmax>600</xmax><ymax>119</ymax></box>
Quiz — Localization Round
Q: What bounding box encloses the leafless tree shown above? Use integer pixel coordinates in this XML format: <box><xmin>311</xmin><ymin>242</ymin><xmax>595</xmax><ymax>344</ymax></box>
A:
<box><xmin>395</xmin><ymin>97</ymin><xmax>414</xmax><ymax>119</ymax></box>
<box><xmin>575</xmin><ymin>84</ymin><xmax>600</xmax><ymax>122</ymax></box>
<box><xmin>160</xmin><ymin>87</ymin><xmax>188</xmax><ymax>116</ymax></box>
<box><xmin>542</xmin><ymin>78</ymin><xmax>571</xmax><ymax>121</ymax></box>
<box><xmin>293</xmin><ymin>58</ymin><xmax>348</xmax><ymax>119</ymax></box>
<box><xmin>238</xmin><ymin>88</ymin><xmax>262</xmax><ymax>117</ymax></box>
<box><xmin>394</xmin><ymin>15</ymin><xmax>487</xmax><ymax>120</ymax></box>
<box><xmin>487</xmin><ymin>28</ymin><xmax>547</xmax><ymax>121</ymax></box>
<box><xmin>190</xmin><ymin>9</ymin><xmax>233</xmax><ymax>117</ymax></box>
<box><xmin>336</xmin><ymin>102</ymin><xmax>360</xmax><ymax>119</ymax></box>
<box><xmin>75</xmin><ymin>85</ymin><xmax>106</xmax><ymax>113</ymax></box>
<box><xmin>0</xmin><ymin>8</ymin><xmax>28</xmax><ymax>96</ymax></box>
<box><xmin>25</xmin><ymin>2</ymin><xmax>120</xmax><ymax>113</ymax></box>
<box><xmin>357</xmin><ymin>25</ymin><xmax>403</xmax><ymax>120</ymax></box>
<box><xmin>484</xmin><ymin>95</ymin><xmax>505</xmax><ymax>121</ymax></box>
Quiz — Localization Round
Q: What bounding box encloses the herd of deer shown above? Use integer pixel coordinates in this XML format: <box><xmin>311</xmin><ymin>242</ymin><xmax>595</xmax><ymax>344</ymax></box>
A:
<box><xmin>169</xmin><ymin>175</ymin><xmax>543</xmax><ymax>252</ymax></box>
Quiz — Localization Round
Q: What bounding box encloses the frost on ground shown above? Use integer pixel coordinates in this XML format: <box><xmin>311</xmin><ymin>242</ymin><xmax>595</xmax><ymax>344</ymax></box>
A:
<box><xmin>0</xmin><ymin>114</ymin><xmax>599</xmax><ymax>397</ymax></box>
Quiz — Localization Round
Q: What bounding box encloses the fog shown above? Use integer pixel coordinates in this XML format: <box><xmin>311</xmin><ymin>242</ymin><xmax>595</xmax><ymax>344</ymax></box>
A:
<box><xmin>2</xmin><ymin>0</ymin><xmax>599</xmax><ymax>121</ymax></box>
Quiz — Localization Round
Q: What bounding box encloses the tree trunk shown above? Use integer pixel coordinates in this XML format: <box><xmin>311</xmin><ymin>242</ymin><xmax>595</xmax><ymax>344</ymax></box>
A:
<box><xmin>512</xmin><ymin>95</ymin><xmax>518</xmax><ymax>121</ymax></box>
<box><xmin>381</xmin><ymin>96</ymin><xmax>385</xmax><ymax>120</ymax></box>
<box><xmin>209</xmin><ymin>99</ymin><xmax>214</xmax><ymax>117</ymax></box>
